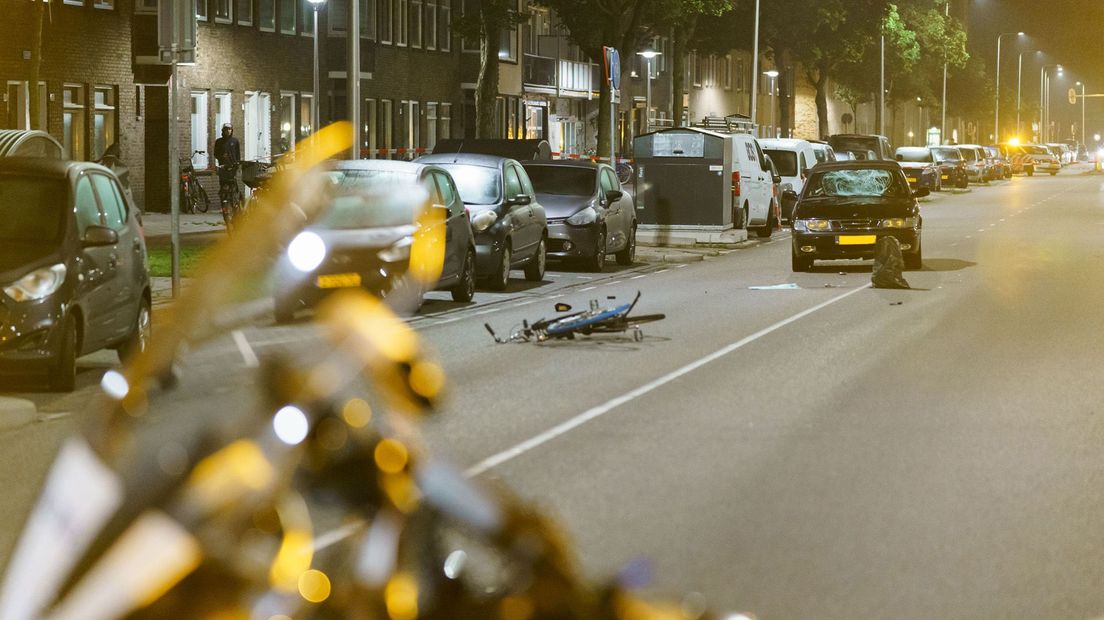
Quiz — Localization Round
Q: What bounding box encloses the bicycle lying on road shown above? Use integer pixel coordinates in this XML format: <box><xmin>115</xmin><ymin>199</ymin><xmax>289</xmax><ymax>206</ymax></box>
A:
<box><xmin>485</xmin><ymin>291</ymin><xmax>665</xmax><ymax>343</ymax></box>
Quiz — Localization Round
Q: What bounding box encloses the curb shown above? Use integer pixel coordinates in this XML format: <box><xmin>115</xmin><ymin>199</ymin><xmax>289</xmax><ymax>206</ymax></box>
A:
<box><xmin>0</xmin><ymin>397</ymin><xmax>37</xmax><ymax>431</ymax></box>
<box><xmin>636</xmin><ymin>251</ymin><xmax>705</xmax><ymax>264</ymax></box>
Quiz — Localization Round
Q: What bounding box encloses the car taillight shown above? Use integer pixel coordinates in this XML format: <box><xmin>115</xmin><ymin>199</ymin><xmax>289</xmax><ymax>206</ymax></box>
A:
<box><xmin>731</xmin><ymin>171</ymin><xmax>741</xmax><ymax>197</ymax></box>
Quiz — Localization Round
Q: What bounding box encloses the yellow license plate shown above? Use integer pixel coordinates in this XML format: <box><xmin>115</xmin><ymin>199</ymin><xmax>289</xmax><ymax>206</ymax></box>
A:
<box><xmin>316</xmin><ymin>273</ymin><xmax>362</xmax><ymax>288</ymax></box>
<box><xmin>941</xmin><ymin>175</ymin><xmax>949</xmax><ymax>180</ymax></box>
<box><xmin>838</xmin><ymin>235</ymin><xmax>877</xmax><ymax>245</ymax></box>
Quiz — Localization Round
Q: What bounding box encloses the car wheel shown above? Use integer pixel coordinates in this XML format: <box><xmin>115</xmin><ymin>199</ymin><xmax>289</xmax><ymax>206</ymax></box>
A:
<box><xmin>487</xmin><ymin>243</ymin><xmax>511</xmax><ymax>291</ymax></box>
<box><xmin>48</xmin><ymin>314</ymin><xmax>77</xmax><ymax>393</ymax></box>
<box><xmin>584</xmin><ymin>231</ymin><xmax>606</xmax><ymax>272</ymax></box>
<box><xmin>1027</xmin><ymin>168</ymin><xmax>1034</xmax><ymax>177</ymax></box>
<box><xmin>1049</xmin><ymin>171</ymin><xmax>1057</xmax><ymax>176</ymax></box>
<box><xmin>756</xmin><ymin>212</ymin><xmax>774</xmax><ymax>238</ymax></box>
<box><xmin>791</xmin><ymin>251</ymin><xmax>813</xmax><ymax>272</ymax></box>
<box><xmin>905</xmin><ymin>236</ymin><xmax>923</xmax><ymax>270</ymax></box>
<box><xmin>451</xmin><ymin>249</ymin><xmax>476</xmax><ymax>302</ymax></box>
<box><xmin>524</xmin><ymin>237</ymin><xmax>546</xmax><ymax>282</ymax></box>
<box><xmin>117</xmin><ymin>299</ymin><xmax>151</xmax><ymax>363</ymax></box>
<box><xmin>615</xmin><ymin>225</ymin><xmax>636</xmax><ymax>266</ymax></box>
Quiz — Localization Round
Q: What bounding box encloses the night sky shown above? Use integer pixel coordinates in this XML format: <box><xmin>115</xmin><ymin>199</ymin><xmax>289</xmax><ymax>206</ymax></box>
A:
<box><xmin>968</xmin><ymin>0</ymin><xmax>1104</xmax><ymax>142</ymax></box>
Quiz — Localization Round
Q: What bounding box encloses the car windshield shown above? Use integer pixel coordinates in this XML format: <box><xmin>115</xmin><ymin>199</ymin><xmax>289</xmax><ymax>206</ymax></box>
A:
<box><xmin>0</xmin><ymin>175</ymin><xmax>65</xmax><ymax>243</ymax></box>
<box><xmin>523</xmin><ymin>166</ymin><xmax>596</xmax><ymax>196</ymax></box>
<box><xmin>933</xmin><ymin>147</ymin><xmax>962</xmax><ymax>161</ymax></box>
<box><xmin>959</xmin><ymin>148</ymin><xmax>978</xmax><ymax>161</ymax></box>
<box><xmin>438</xmin><ymin>164</ymin><xmax>501</xmax><ymax>205</ymax></box>
<box><xmin>319</xmin><ymin>169</ymin><xmax>421</xmax><ymax>229</ymax></box>
<box><xmin>896</xmin><ymin>148</ymin><xmax>933</xmax><ymax>163</ymax></box>
<box><xmin>763</xmin><ymin>149</ymin><xmax>798</xmax><ymax>176</ymax></box>
<box><xmin>805</xmin><ymin>168</ymin><xmax>909</xmax><ymax>198</ymax></box>
<box><xmin>1024</xmin><ymin>145</ymin><xmax>1048</xmax><ymax>155</ymax></box>
<box><xmin>828</xmin><ymin>136</ymin><xmax>879</xmax><ymax>156</ymax></box>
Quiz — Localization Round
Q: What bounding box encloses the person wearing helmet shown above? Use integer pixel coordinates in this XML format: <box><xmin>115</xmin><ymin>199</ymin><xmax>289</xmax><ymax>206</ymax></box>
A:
<box><xmin>213</xmin><ymin>124</ymin><xmax>244</xmax><ymax>228</ymax></box>
<box><xmin>213</xmin><ymin>123</ymin><xmax>241</xmax><ymax>167</ymax></box>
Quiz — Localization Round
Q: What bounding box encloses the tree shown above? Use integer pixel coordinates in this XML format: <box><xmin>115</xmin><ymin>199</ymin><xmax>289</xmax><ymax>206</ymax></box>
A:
<box><xmin>455</xmin><ymin>0</ymin><xmax>527</xmax><ymax>138</ymax></box>
<box><xmin>652</xmin><ymin>0</ymin><xmax>735</xmax><ymax>128</ymax></box>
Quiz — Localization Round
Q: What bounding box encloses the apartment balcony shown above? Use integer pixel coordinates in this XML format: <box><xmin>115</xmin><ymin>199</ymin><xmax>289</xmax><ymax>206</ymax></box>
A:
<box><xmin>523</xmin><ymin>54</ymin><xmax>600</xmax><ymax>98</ymax></box>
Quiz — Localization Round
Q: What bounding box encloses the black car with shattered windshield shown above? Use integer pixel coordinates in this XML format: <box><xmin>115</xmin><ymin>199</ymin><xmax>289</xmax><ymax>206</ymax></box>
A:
<box><xmin>790</xmin><ymin>161</ymin><xmax>924</xmax><ymax>272</ymax></box>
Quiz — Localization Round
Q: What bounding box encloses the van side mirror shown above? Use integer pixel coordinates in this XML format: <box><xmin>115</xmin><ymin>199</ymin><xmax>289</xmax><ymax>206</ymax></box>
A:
<box><xmin>506</xmin><ymin>194</ymin><xmax>531</xmax><ymax>207</ymax></box>
<box><xmin>82</xmin><ymin>225</ymin><xmax>118</xmax><ymax>247</ymax></box>
<box><xmin>605</xmin><ymin>189</ymin><xmax>624</xmax><ymax>202</ymax></box>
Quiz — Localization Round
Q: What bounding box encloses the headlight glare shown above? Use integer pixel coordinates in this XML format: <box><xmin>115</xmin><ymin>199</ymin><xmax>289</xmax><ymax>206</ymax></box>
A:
<box><xmin>880</xmin><ymin>217</ymin><xmax>917</xmax><ymax>228</ymax></box>
<box><xmin>566</xmin><ymin>206</ymin><xmax>598</xmax><ymax>226</ymax></box>
<box><xmin>3</xmin><ymin>264</ymin><xmax>66</xmax><ymax>302</ymax></box>
<box><xmin>797</xmin><ymin>218</ymin><xmax>831</xmax><ymax>232</ymax></box>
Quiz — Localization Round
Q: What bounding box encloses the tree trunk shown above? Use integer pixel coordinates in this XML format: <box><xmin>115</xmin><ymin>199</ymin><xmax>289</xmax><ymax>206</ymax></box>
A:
<box><xmin>475</xmin><ymin>20</ymin><xmax>501</xmax><ymax>138</ymax></box>
<box><xmin>874</xmin><ymin>90</ymin><xmax>883</xmax><ymax>137</ymax></box>
<box><xmin>28</xmin><ymin>1</ymin><xmax>46</xmax><ymax>131</ymax></box>
<box><xmin>815</xmin><ymin>73</ymin><xmax>829</xmax><ymax>139</ymax></box>
<box><xmin>671</xmin><ymin>21</ymin><xmax>693</xmax><ymax>129</ymax></box>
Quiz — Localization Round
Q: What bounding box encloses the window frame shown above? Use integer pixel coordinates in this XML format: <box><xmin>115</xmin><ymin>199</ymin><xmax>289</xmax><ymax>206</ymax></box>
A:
<box><xmin>379</xmin><ymin>0</ymin><xmax>394</xmax><ymax>44</ymax></box>
<box><xmin>93</xmin><ymin>0</ymin><xmax>115</xmax><ymax>9</ymax></box>
<box><xmin>237</xmin><ymin>0</ymin><xmax>253</xmax><ymax>24</ymax></box>
<box><xmin>62</xmin><ymin>84</ymin><xmax>87</xmax><ymax>161</ymax></box>
<box><xmin>410</xmin><ymin>0</ymin><xmax>422</xmax><ymax>48</ymax></box>
<box><xmin>197</xmin><ymin>0</ymin><xmax>208</xmax><ymax>21</ymax></box>
<box><xmin>258</xmin><ymin>0</ymin><xmax>276</xmax><ymax>30</ymax></box>
<box><xmin>395</xmin><ymin>0</ymin><xmax>409</xmax><ymax>46</ymax></box>
<box><xmin>438</xmin><ymin>0</ymin><xmax>450</xmax><ymax>51</ymax></box>
<box><xmin>279</xmin><ymin>0</ymin><xmax>297</xmax><ymax>34</ymax></box>
<box><xmin>190</xmin><ymin>91</ymin><xmax>210</xmax><ymax>169</ymax></box>
<box><xmin>214</xmin><ymin>0</ymin><xmax>233</xmax><ymax>23</ymax></box>
<box><xmin>425</xmin><ymin>0</ymin><xmax>437</xmax><ymax>50</ymax></box>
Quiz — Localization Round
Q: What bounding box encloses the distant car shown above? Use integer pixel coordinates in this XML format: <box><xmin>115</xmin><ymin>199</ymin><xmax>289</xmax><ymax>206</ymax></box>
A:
<box><xmin>0</xmin><ymin>158</ymin><xmax>150</xmax><ymax>391</ymax></box>
<box><xmin>1023</xmin><ymin>144</ymin><xmax>1060</xmax><ymax>175</ymax></box>
<box><xmin>997</xmin><ymin>143</ymin><xmax>1034</xmax><ymax>176</ymax></box>
<box><xmin>956</xmin><ymin>145</ymin><xmax>990</xmax><ymax>183</ymax></box>
<box><xmin>417</xmin><ymin>153</ymin><xmax>548</xmax><ymax>290</ymax></box>
<box><xmin>789</xmin><ymin>160</ymin><xmax>924</xmax><ymax>272</ymax></box>
<box><xmin>983</xmin><ymin>146</ymin><xmax>1011</xmax><ymax>179</ymax></box>
<box><xmin>272</xmin><ymin>160</ymin><xmax>478</xmax><ymax>322</ymax></box>
<box><xmin>1045</xmin><ymin>143</ymin><xmax>1073</xmax><ymax>166</ymax></box>
<box><xmin>930</xmin><ymin>146</ymin><xmax>969</xmax><ymax>189</ymax></box>
<box><xmin>894</xmin><ymin>147</ymin><xmax>941</xmax><ymax>192</ymax></box>
<box><xmin>827</xmin><ymin>134</ymin><xmax>895</xmax><ymax>161</ymax></box>
<box><xmin>808</xmin><ymin>140</ymin><xmax>838</xmax><ymax>164</ymax></box>
<box><xmin>760</xmin><ymin>138</ymin><xmax>819</xmax><ymax>221</ymax></box>
<box><xmin>520</xmin><ymin>160</ymin><xmax>636</xmax><ymax>272</ymax></box>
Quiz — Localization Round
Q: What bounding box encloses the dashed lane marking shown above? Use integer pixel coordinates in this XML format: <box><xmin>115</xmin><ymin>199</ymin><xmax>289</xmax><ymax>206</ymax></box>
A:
<box><xmin>231</xmin><ymin>330</ymin><xmax>260</xmax><ymax>368</ymax></box>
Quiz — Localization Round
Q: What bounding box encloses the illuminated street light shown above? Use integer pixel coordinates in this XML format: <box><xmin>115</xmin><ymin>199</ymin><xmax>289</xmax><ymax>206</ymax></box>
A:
<box><xmin>995</xmin><ymin>31</ymin><xmax>1026</xmax><ymax>142</ymax></box>
<box><xmin>636</xmin><ymin>50</ymin><xmax>662</xmax><ymax>131</ymax></box>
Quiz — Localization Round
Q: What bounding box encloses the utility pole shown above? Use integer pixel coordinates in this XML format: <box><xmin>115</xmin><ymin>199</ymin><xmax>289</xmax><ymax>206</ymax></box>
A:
<box><xmin>349</xmin><ymin>0</ymin><xmax>361</xmax><ymax>158</ymax></box>
<box><xmin>750</xmin><ymin>0</ymin><xmax>760</xmax><ymax>134</ymax></box>
<box><xmin>879</xmin><ymin>33</ymin><xmax>885</xmax><ymax>136</ymax></box>
<box><xmin>940</xmin><ymin>0</ymin><xmax>948</xmax><ymax>144</ymax></box>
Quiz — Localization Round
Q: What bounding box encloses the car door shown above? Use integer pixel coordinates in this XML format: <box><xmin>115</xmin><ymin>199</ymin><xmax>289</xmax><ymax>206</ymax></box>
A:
<box><xmin>430</xmin><ymin>171</ymin><xmax>466</xmax><ymax>283</ymax></box>
<box><xmin>598</xmin><ymin>167</ymin><xmax>628</xmax><ymax>251</ymax></box>
<box><xmin>89</xmin><ymin>172</ymin><xmax>142</xmax><ymax>342</ymax></box>
<box><xmin>502</xmin><ymin>164</ymin><xmax>535</xmax><ymax>258</ymax></box>
<box><xmin>71</xmin><ymin>173</ymin><xmax>117</xmax><ymax>353</ymax></box>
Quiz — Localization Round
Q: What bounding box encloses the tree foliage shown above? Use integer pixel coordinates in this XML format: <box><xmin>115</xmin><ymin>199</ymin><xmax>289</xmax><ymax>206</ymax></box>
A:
<box><xmin>454</xmin><ymin>0</ymin><xmax>528</xmax><ymax>138</ymax></box>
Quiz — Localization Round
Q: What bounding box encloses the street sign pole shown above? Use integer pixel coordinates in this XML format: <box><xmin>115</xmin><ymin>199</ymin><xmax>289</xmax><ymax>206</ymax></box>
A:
<box><xmin>159</xmin><ymin>0</ymin><xmax>196</xmax><ymax>298</ymax></box>
<box><xmin>169</xmin><ymin>46</ymin><xmax>179</xmax><ymax>297</ymax></box>
<box><xmin>603</xmin><ymin>46</ymin><xmax>619</xmax><ymax>164</ymax></box>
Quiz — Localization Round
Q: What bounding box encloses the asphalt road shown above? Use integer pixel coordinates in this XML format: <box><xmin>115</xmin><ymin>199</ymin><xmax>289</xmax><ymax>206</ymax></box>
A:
<box><xmin>3</xmin><ymin>167</ymin><xmax>1104</xmax><ymax>619</ymax></box>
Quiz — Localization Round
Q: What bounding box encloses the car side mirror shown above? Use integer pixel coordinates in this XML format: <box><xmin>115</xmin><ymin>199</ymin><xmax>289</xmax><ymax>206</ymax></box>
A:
<box><xmin>782</xmin><ymin>189</ymin><xmax>799</xmax><ymax>201</ymax></box>
<box><xmin>912</xmin><ymin>188</ymin><xmax>930</xmax><ymax>199</ymax></box>
<box><xmin>772</xmin><ymin>174</ymin><xmax>782</xmax><ymax>184</ymax></box>
<box><xmin>82</xmin><ymin>225</ymin><xmax>118</xmax><ymax>247</ymax></box>
<box><xmin>605</xmin><ymin>189</ymin><xmax>624</xmax><ymax>202</ymax></box>
<box><xmin>507</xmin><ymin>194</ymin><xmax>532</xmax><ymax>207</ymax></box>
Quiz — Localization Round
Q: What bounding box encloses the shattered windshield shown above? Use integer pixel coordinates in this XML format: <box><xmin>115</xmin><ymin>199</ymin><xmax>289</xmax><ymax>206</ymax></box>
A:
<box><xmin>806</xmin><ymin>168</ymin><xmax>909</xmax><ymax>198</ymax></box>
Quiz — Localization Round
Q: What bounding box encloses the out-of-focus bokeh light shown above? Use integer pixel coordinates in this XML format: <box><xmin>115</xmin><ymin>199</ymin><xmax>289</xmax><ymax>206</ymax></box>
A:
<box><xmin>409</xmin><ymin>205</ymin><xmax>446</xmax><ymax>286</ymax></box>
<box><xmin>189</xmin><ymin>440</ymin><xmax>276</xmax><ymax>502</ymax></box>
<box><xmin>499</xmin><ymin>595</ymin><xmax>535</xmax><ymax>620</ymax></box>
<box><xmin>269</xmin><ymin>528</ymin><xmax>313</xmax><ymax>591</ymax></box>
<box><xmin>374</xmin><ymin>439</ymin><xmax>409</xmax><ymax>474</ymax></box>
<box><xmin>409</xmin><ymin>360</ymin><xmax>445</xmax><ymax>399</ymax></box>
<box><xmin>297</xmin><ymin>569</ymin><xmax>332</xmax><ymax>603</ymax></box>
<box><xmin>341</xmin><ymin>398</ymin><xmax>373</xmax><ymax>427</ymax></box>
<box><xmin>273</xmin><ymin>405</ymin><xmax>310</xmax><ymax>445</ymax></box>
<box><xmin>287</xmin><ymin>231</ymin><xmax>327</xmax><ymax>273</ymax></box>
<box><xmin>443</xmin><ymin>549</ymin><xmax>467</xmax><ymax>579</ymax></box>
<box><xmin>384</xmin><ymin>572</ymin><xmax>419</xmax><ymax>620</ymax></box>
<box><xmin>100</xmin><ymin>370</ymin><xmax>130</xmax><ymax>400</ymax></box>
<box><xmin>1008</xmin><ymin>136</ymin><xmax>1021</xmax><ymax>145</ymax></box>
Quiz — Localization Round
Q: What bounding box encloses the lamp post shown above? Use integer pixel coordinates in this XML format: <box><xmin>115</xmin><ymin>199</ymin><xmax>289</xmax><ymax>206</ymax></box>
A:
<box><xmin>308</xmin><ymin>0</ymin><xmax>326</xmax><ymax>141</ymax></box>
<box><xmin>1017</xmin><ymin>50</ymin><xmax>1040</xmax><ymax>139</ymax></box>
<box><xmin>764</xmin><ymin>69</ymin><xmax>779</xmax><ymax>137</ymax></box>
<box><xmin>750</xmin><ymin>0</ymin><xmax>761</xmax><ymax>135</ymax></box>
<box><xmin>637</xmin><ymin>50</ymin><xmax>661</xmax><ymax>132</ymax></box>
<box><xmin>916</xmin><ymin>96</ymin><xmax>922</xmax><ymax>145</ymax></box>
<box><xmin>1040</xmin><ymin>63</ymin><xmax>1061</xmax><ymax>142</ymax></box>
<box><xmin>940</xmin><ymin>0</ymin><xmax>947</xmax><ymax>144</ymax></box>
<box><xmin>1076</xmin><ymin>81</ymin><xmax>1086</xmax><ymax>147</ymax></box>
<box><xmin>995</xmin><ymin>31</ymin><xmax>1024</xmax><ymax>143</ymax></box>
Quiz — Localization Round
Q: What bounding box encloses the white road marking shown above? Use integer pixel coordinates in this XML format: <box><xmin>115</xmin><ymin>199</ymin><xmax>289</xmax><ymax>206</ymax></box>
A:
<box><xmin>510</xmin><ymin>300</ymin><xmax>537</xmax><ymax>308</ymax></box>
<box><xmin>656</xmin><ymin>269</ymin><xmax>669</xmax><ymax>274</ymax></box>
<box><xmin>465</xmin><ymin>283</ymin><xmax>873</xmax><ymax>477</ymax></box>
<box><xmin>675</xmin><ymin>264</ymin><xmax>689</xmax><ymax>269</ymax></box>
<box><xmin>231</xmin><ymin>330</ymin><xmax>260</xmax><ymax>368</ymax></box>
<box><xmin>605</xmin><ymin>280</ymin><xmax>622</xmax><ymax>287</ymax></box>
<box><xmin>579</xmin><ymin>286</ymin><xmax>597</xmax><ymax>291</ymax></box>
<box><xmin>630</xmin><ymin>274</ymin><xmax>648</xmax><ymax>280</ymax></box>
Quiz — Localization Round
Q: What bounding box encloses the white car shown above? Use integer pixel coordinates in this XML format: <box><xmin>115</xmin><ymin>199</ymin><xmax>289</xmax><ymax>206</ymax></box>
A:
<box><xmin>760</xmin><ymin>138</ymin><xmax>819</xmax><ymax>222</ymax></box>
<box><xmin>808</xmin><ymin>140</ymin><xmax>837</xmax><ymax>164</ymax></box>
<box><xmin>729</xmin><ymin>133</ymin><xmax>778</xmax><ymax>237</ymax></box>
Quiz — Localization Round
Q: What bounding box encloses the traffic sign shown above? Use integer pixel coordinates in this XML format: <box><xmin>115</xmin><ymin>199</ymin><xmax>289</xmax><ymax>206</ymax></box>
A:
<box><xmin>603</xmin><ymin>47</ymin><xmax>621</xmax><ymax>90</ymax></box>
<box><xmin>1069</xmin><ymin>88</ymin><xmax>1078</xmax><ymax>105</ymax></box>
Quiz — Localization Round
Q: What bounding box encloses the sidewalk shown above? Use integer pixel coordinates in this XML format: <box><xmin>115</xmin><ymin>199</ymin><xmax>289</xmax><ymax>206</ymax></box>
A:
<box><xmin>141</xmin><ymin>212</ymin><xmax>226</xmax><ymax>244</ymax></box>
<box><xmin>0</xmin><ymin>397</ymin><xmax>36</xmax><ymax>430</ymax></box>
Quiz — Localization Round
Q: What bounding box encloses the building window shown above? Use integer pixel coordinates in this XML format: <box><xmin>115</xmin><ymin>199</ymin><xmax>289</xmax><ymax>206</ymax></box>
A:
<box><xmin>63</xmin><ymin>0</ymin><xmax>83</xmax><ymax>6</ymax></box>
<box><xmin>259</xmin><ymin>0</ymin><xmax>275</xmax><ymax>29</ymax></box>
<box><xmin>425</xmin><ymin>102</ymin><xmax>437</xmax><ymax>150</ymax></box>
<box><xmin>363</xmin><ymin>98</ymin><xmax>377</xmax><ymax>156</ymax></box>
<box><xmin>439</xmin><ymin>0</ymin><xmax>450</xmax><ymax>51</ymax></box>
<box><xmin>381</xmin><ymin>99</ymin><xmax>393</xmax><ymax>153</ymax></box>
<box><xmin>723</xmin><ymin>55</ymin><xmax>732</xmax><ymax>90</ymax></box>
<box><xmin>300</xmin><ymin>0</ymin><xmax>314</xmax><ymax>34</ymax></box>
<box><xmin>238</xmin><ymin>0</ymin><xmax>252</xmax><ymax>24</ymax></box>
<box><xmin>361</xmin><ymin>0</ymin><xmax>375</xmax><ymax>39</ymax></box>
<box><xmin>62</xmin><ymin>84</ymin><xmax>86</xmax><ymax>160</ymax></box>
<box><xmin>190</xmin><ymin>92</ymin><xmax>210</xmax><ymax>168</ymax></box>
<box><xmin>279</xmin><ymin>92</ymin><xmax>296</xmax><ymax>152</ymax></box>
<box><xmin>461</xmin><ymin>0</ymin><xmax>477</xmax><ymax>51</ymax></box>
<box><xmin>399</xmin><ymin>100</ymin><xmax>419</xmax><ymax>150</ymax></box>
<box><xmin>92</xmin><ymin>87</ymin><xmax>116</xmax><ymax>160</ymax></box>
<box><xmin>395</xmin><ymin>0</ymin><xmax>408</xmax><ymax>45</ymax></box>
<box><xmin>692</xmin><ymin>53</ymin><xmax>703</xmax><ymax>88</ymax></box>
<box><xmin>279</xmin><ymin>0</ymin><xmax>296</xmax><ymax>33</ymax></box>
<box><xmin>439</xmin><ymin>102</ymin><xmax>451</xmax><ymax>140</ymax></box>
<box><xmin>425</xmin><ymin>0</ymin><xmax>436</xmax><ymax>50</ymax></box>
<box><xmin>214</xmin><ymin>0</ymin><xmax>232</xmax><ymax>22</ymax></box>
<box><xmin>499</xmin><ymin>26</ymin><xmax>516</xmax><ymax>62</ymax></box>
<box><xmin>214</xmin><ymin>92</ymin><xmax>232</xmax><ymax>137</ymax></box>
<box><xmin>379</xmin><ymin>0</ymin><xmax>393</xmax><ymax>43</ymax></box>
<box><xmin>410</xmin><ymin>0</ymin><xmax>422</xmax><ymax>48</ymax></box>
<box><xmin>300</xmin><ymin>93</ymin><xmax>314</xmax><ymax>139</ymax></box>
<box><xmin>93</xmin><ymin>0</ymin><xmax>115</xmax><ymax>9</ymax></box>
<box><xmin>135</xmin><ymin>0</ymin><xmax>157</xmax><ymax>13</ymax></box>
<box><xmin>197</xmin><ymin>0</ymin><xmax>208</xmax><ymax>20</ymax></box>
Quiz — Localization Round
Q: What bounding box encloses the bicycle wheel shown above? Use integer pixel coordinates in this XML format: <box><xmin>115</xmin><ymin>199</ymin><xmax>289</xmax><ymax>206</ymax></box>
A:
<box><xmin>195</xmin><ymin>181</ymin><xmax>211</xmax><ymax>213</ymax></box>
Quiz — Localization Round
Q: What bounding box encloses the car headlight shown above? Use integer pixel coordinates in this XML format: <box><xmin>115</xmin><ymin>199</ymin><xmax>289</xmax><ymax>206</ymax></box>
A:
<box><xmin>565</xmin><ymin>206</ymin><xmax>598</xmax><ymax>226</ymax></box>
<box><xmin>794</xmin><ymin>218</ymin><xmax>831</xmax><ymax>232</ymax></box>
<box><xmin>880</xmin><ymin>217</ymin><xmax>918</xmax><ymax>228</ymax></box>
<box><xmin>3</xmin><ymin>264</ymin><xmax>66</xmax><ymax>302</ymax></box>
<box><xmin>378</xmin><ymin>238</ymin><xmax>413</xmax><ymax>262</ymax></box>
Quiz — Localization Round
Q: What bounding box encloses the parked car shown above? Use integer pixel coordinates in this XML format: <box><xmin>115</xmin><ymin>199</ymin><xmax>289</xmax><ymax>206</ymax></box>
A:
<box><xmin>930</xmin><ymin>146</ymin><xmax>970</xmax><ymax>188</ymax></box>
<box><xmin>983</xmin><ymin>146</ymin><xmax>1011</xmax><ymax>179</ymax></box>
<box><xmin>520</xmin><ymin>160</ymin><xmax>636</xmax><ymax>272</ymax></box>
<box><xmin>729</xmin><ymin>133</ymin><xmax>778</xmax><ymax>237</ymax></box>
<box><xmin>1045</xmin><ymin>143</ymin><xmax>1073</xmax><ymax>166</ymax></box>
<box><xmin>956</xmin><ymin>145</ymin><xmax>990</xmax><ymax>183</ymax></box>
<box><xmin>1023</xmin><ymin>144</ymin><xmax>1061</xmax><ymax>175</ymax></box>
<box><xmin>0</xmin><ymin>158</ymin><xmax>150</xmax><ymax>391</ymax></box>
<box><xmin>272</xmin><ymin>160</ymin><xmax>478</xmax><ymax>322</ymax></box>
<box><xmin>417</xmin><ymin>153</ymin><xmax>548</xmax><ymax>289</ymax></box>
<box><xmin>998</xmin><ymin>143</ymin><xmax>1034</xmax><ymax>176</ymax></box>
<box><xmin>894</xmin><ymin>146</ymin><xmax>941</xmax><ymax>192</ymax></box>
<box><xmin>827</xmin><ymin>134</ymin><xmax>895</xmax><ymax>161</ymax></box>
<box><xmin>789</xmin><ymin>160</ymin><xmax>924</xmax><ymax>272</ymax></box>
<box><xmin>808</xmin><ymin>140</ymin><xmax>838</xmax><ymax>164</ymax></box>
<box><xmin>760</xmin><ymin>138</ymin><xmax>819</xmax><ymax>221</ymax></box>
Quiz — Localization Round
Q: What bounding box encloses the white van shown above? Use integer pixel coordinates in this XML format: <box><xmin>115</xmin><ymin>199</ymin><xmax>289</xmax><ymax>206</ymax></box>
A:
<box><xmin>729</xmin><ymin>133</ymin><xmax>777</xmax><ymax>237</ymax></box>
<box><xmin>759</xmin><ymin>138</ymin><xmax>819</xmax><ymax>221</ymax></box>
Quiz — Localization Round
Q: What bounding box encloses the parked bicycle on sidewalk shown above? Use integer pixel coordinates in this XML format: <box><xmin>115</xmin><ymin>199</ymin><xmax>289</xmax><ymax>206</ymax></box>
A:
<box><xmin>180</xmin><ymin>150</ymin><xmax>211</xmax><ymax>214</ymax></box>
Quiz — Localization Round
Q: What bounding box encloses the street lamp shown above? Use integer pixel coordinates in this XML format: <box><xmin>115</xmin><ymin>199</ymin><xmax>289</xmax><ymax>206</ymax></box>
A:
<box><xmin>764</xmin><ymin>69</ymin><xmax>779</xmax><ymax>137</ymax></box>
<box><xmin>1076</xmin><ymin>81</ymin><xmax>1086</xmax><ymax>147</ymax></box>
<box><xmin>995</xmin><ymin>31</ymin><xmax>1025</xmax><ymax>142</ymax></box>
<box><xmin>308</xmin><ymin>0</ymin><xmax>326</xmax><ymax>141</ymax></box>
<box><xmin>1040</xmin><ymin>63</ymin><xmax>1061</xmax><ymax>142</ymax></box>
<box><xmin>1017</xmin><ymin>50</ymin><xmax>1041</xmax><ymax>139</ymax></box>
<box><xmin>916</xmin><ymin>96</ymin><xmax>922</xmax><ymax>145</ymax></box>
<box><xmin>637</xmin><ymin>50</ymin><xmax>661</xmax><ymax>132</ymax></box>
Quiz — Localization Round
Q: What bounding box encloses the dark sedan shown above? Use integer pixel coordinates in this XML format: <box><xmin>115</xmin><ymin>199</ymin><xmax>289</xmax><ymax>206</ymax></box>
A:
<box><xmin>417</xmin><ymin>153</ymin><xmax>547</xmax><ymax>290</ymax></box>
<box><xmin>520</xmin><ymin>160</ymin><xmax>636</xmax><ymax>272</ymax></box>
<box><xmin>272</xmin><ymin>160</ymin><xmax>477</xmax><ymax>322</ymax></box>
<box><xmin>0</xmin><ymin>158</ymin><xmax>150</xmax><ymax>391</ymax></box>
<box><xmin>789</xmin><ymin>161</ymin><xmax>925</xmax><ymax>272</ymax></box>
<box><xmin>894</xmin><ymin>147</ymin><xmax>940</xmax><ymax>192</ymax></box>
<box><xmin>931</xmin><ymin>146</ymin><xmax>969</xmax><ymax>189</ymax></box>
